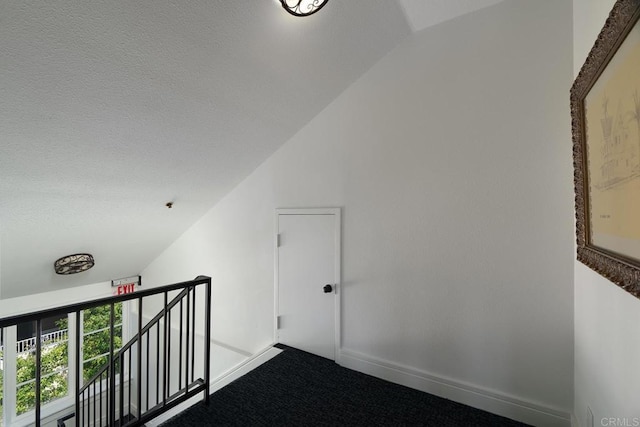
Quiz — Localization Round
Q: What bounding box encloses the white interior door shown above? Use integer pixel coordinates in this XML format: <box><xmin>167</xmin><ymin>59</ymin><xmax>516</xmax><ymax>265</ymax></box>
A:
<box><xmin>276</xmin><ymin>209</ymin><xmax>340</xmax><ymax>360</ymax></box>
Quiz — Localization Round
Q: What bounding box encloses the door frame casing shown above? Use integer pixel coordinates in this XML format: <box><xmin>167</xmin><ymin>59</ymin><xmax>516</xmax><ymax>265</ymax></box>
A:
<box><xmin>274</xmin><ymin>208</ymin><xmax>341</xmax><ymax>361</ymax></box>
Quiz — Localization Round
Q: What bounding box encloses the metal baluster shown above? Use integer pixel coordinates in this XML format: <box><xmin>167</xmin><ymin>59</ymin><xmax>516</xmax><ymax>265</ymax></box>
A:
<box><xmin>92</xmin><ymin>381</ymin><xmax>98</xmax><ymax>425</ymax></box>
<box><xmin>191</xmin><ymin>288</ymin><xmax>196</xmax><ymax>383</ymax></box>
<box><xmin>35</xmin><ymin>319</ymin><xmax>42</xmax><ymax>426</ymax></box>
<box><xmin>137</xmin><ymin>297</ymin><xmax>143</xmax><ymax>420</ymax></box>
<box><xmin>87</xmin><ymin>385</ymin><xmax>91</xmax><ymax>427</ymax></box>
<box><xmin>156</xmin><ymin>322</ymin><xmax>160</xmax><ymax>406</ymax></box>
<box><xmin>109</xmin><ymin>303</ymin><xmax>116</xmax><ymax>426</ymax></box>
<box><xmin>128</xmin><ymin>343</ymin><xmax>132</xmax><ymax>421</ymax></box>
<box><xmin>100</xmin><ymin>370</ymin><xmax>104</xmax><ymax>427</ymax></box>
<box><xmin>179</xmin><ymin>298</ymin><xmax>183</xmax><ymax>391</ymax></box>
<box><xmin>120</xmin><ymin>352</ymin><xmax>125</xmax><ymax>424</ymax></box>
<box><xmin>146</xmin><ymin>331</ymin><xmax>150</xmax><ymax>411</ymax></box>
<box><xmin>167</xmin><ymin>304</ymin><xmax>171</xmax><ymax>398</ymax></box>
<box><xmin>163</xmin><ymin>292</ymin><xmax>168</xmax><ymax>405</ymax></box>
<box><xmin>205</xmin><ymin>280</ymin><xmax>212</xmax><ymax>404</ymax></box>
<box><xmin>185</xmin><ymin>287</ymin><xmax>190</xmax><ymax>393</ymax></box>
<box><xmin>75</xmin><ymin>311</ymin><xmax>81</xmax><ymax>427</ymax></box>
<box><xmin>80</xmin><ymin>390</ymin><xmax>84</xmax><ymax>427</ymax></box>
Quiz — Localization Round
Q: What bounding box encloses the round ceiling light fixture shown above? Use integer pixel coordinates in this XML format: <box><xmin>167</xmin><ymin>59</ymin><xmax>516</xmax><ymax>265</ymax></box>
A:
<box><xmin>280</xmin><ymin>0</ymin><xmax>329</xmax><ymax>17</ymax></box>
<box><xmin>54</xmin><ymin>253</ymin><xmax>95</xmax><ymax>275</ymax></box>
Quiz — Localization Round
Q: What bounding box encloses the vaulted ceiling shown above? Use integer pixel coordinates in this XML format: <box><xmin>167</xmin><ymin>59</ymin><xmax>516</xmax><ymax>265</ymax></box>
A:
<box><xmin>0</xmin><ymin>0</ymin><xmax>504</xmax><ymax>299</ymax></box>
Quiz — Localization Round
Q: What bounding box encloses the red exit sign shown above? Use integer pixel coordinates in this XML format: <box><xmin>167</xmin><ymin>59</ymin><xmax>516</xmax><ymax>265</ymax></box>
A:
<box><xmin>111</xmin><ymin>275</ymin><xmax>141</xmax><ymax>296</ymax></box>
<box><xmin>115</xmin><ymin>283</ymin><xmax>136</xmax><ymax>295</ymax></box>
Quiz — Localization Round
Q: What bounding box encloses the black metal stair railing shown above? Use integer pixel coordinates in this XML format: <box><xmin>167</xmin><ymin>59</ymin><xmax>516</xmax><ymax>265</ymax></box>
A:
<box><xmin>76</xmin><ymin>286</ymin><xmax>207</xmax><ymax>426</ymax></box>
<box><xmin>0</xmin><ymin>275</ymin><xmax>212</xmax><ymax>427</ymax></box>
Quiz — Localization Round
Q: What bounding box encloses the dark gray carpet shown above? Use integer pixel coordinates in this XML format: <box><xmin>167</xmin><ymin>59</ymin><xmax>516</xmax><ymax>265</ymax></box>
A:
<box><xmin>160</xmin><ymin>345</ymin><xmax>529</xmax><ymax>426</ymax></box>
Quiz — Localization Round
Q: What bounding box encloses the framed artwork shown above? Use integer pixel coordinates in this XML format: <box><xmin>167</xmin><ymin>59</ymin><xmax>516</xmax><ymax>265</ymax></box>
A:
<box><xmin>571</xmin><ymin>0</ymin><xmax>640</xmax><ymax>298</ymax></box>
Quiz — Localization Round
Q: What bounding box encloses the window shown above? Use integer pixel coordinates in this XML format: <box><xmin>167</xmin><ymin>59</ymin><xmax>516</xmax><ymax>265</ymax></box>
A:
<box><xmin>82</xmin><ymin>303</ymin><xmax>123</xmax><ymax>382</ymax></box>
<box><xmin>15</xmin><ymin>315</ymin><xmax>69</xmax><ymax>416</ymax></box>
<box><xmin>0</xmin><ymin>302</ymin><xmax>126</xmax><ymax>424</ymax></box>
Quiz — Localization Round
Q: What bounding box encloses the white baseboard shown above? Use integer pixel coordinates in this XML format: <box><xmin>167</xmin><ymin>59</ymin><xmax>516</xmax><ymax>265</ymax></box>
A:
<box><xmin>571</xmin><ymin>412</ymin><xmax>579</xmax><ymax>427</ymax></box>
<box><xmin>209</xmin><ymin>345</ymin><xmax>283</xmax><ymax>393</ymax></box>
<box><xmin>338</xmin><ymin>348</ymin><xmax>571</xmax><ymax>427</ymax></box>
<box><xmin>145</xmin><ymin>345</ymin><xmax>282</xmax><ymax>426</ymax></box>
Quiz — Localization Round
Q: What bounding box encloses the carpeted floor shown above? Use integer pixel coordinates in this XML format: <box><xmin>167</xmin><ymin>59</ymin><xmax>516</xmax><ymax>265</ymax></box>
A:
<box><xmin>160</xmin><ymin>345</ymin><xmax>529</xmax><ymax>426</ymax></box>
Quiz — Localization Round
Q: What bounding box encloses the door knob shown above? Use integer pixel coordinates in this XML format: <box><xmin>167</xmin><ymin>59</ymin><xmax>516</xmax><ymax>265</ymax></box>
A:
<box><xmin>323</xmin><ymin>284</ymin><xmax>333</xmax><ymax>293</ymax></box>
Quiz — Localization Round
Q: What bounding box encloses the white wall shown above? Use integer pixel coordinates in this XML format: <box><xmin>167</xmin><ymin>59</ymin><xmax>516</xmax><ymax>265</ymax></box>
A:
<box><xmin>573</xmin><ymin>1</ymin><xmax>640</xmax><ymax>426</ymax></box>
<box><xmin>143</xmin><ymin>0</ymin><xmax>574</xmax><ymax>424</ymax></box>
<box><xmin>0</xmin><ymin>280</ymin><xmax>114</xmax><ymax>318</ymax></box>
<box><xmin>0</xmin><ymin>222</ymin><xmax>2</xmax><ymax>300</ymax></box>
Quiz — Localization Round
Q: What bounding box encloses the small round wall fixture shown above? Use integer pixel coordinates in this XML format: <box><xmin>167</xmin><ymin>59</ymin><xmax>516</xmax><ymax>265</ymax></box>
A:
<box><xmin>280</xmin><ymin>0</ymin><xmax>329</xmax><ymax>17</ymax></box>
<box><xmin>54</xmin><ymin>253</ymin><xmax>95</xmax><ymax>275</ymax></box>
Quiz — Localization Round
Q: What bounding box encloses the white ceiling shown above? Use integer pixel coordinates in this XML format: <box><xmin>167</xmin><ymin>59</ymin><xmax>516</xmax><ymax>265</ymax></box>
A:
<box><xmin>0</xmin><ymin>0</ymin><xmax>503</xmax><ymax>299</ymax></box>
<box><xmin>398</xmin><ymin>0</ymin><xmax>506</xmax><ymax>32</ymax></box>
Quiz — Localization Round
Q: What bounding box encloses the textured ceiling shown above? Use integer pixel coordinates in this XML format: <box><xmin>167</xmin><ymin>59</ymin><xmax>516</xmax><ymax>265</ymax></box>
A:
<box><xmin>398</xmin><ymin>0</ymin><xmax>506</xmax><ymax>32</ymax></box>
<box><xmin>0</xmin><ymin>0</ymin><xmax>502</xmax><ymax>299</ymax></box>
<box><xmin>0</xmin><ymin>0</ymin><xmax>412</xmax><ymax>299</ymax></box>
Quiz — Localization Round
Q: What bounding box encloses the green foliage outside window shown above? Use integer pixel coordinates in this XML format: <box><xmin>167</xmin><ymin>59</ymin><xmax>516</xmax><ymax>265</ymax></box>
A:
<box><xmin>16</xmin><ymin>341</ymin><xmax>68</xmax><ymax>415</ymax></box>
<box><xmin>54</xmin><ymin>303</ymin><xmax>123</xmax><ymax>382</ymax></box>
<box><xmin>5</xmin><ymin>302</ymin><xmax>123</xmax><ymax>417</ymax></box>
<box><xmin>82</xmin><ymin>303</ymin><xmax>122</xmax><ymax>382</ymax></box>
<box><xmin>83</xmin><ymin>326</ymin><xmax>123</xmax><ymax>381</ymax></box>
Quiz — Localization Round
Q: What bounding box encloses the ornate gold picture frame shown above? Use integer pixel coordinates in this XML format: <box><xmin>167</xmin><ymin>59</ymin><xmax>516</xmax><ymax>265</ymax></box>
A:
<box><xmin>572</xmin><ymin>0</ymin><xmax>640</xmax><ymax>298</ymax></box>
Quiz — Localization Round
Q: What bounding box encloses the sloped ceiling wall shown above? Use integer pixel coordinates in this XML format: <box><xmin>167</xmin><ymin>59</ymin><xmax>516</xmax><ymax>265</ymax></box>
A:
<box><xmin>142</xmin><ymin>0</ymin><xmax>574</xmax><ymax>422</ymax></box>
<box><xmin>0</xmin><ymin>0</ymin><xmax>411</xmax><ymax>298</ymax></box>
<box><xmin>0</xmin><ymin>0</ymin><xmax>509</xmax><ymax>299</ymax></box>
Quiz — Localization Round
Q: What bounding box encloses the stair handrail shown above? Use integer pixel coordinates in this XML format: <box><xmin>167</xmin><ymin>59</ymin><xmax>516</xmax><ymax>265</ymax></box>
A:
<box><xmin>79</xmin><ymin>286</ymin><xmax>191</xmax><ymax>392</ymax></box>
<box><xmin>0</xmin><ymin>276</ymin><xmax>210</xmax><ymax>328</ymax></box>
<box><xmin>0</xmin><ymin>275</ymin><xmax>212</xmax><ymax>427</ymax></box>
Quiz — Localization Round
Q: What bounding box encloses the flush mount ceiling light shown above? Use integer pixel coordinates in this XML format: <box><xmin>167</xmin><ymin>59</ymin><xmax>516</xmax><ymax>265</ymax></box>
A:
<box><xmin>54</xmin><ymin>253</ymin><xmax>95</xmax><ymax>275</ymax></box>
<box><xmin>280</xmin><ymin>0</ymin><xmax>329</xmax><ymax>17</ymax></box>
